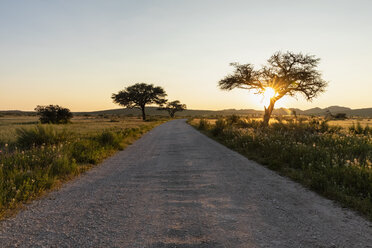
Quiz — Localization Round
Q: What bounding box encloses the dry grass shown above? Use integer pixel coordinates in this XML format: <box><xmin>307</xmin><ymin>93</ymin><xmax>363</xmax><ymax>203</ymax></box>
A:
<box><xmin>190</xmin><ymin>116</ymin><xmax>371</xmax><ymax>129</ymax></box>
<box><xmin>0</xmin><ymin>114</ymin><xmax>166</xmax><ymax>218</ymax></box>
<box><xmin>0</xmin><ymin>115</ymin><xmax>148</xmax><ymax>143</ymax></box>
<box><xmin>191</xmin><ymin>117</ymin><xmax>372</xmax><ymax>221</ymax></box>
<box><xmin>328</xmin><ymin>119</ymin><xmax>371</xmax><ymax>128</ymax></box>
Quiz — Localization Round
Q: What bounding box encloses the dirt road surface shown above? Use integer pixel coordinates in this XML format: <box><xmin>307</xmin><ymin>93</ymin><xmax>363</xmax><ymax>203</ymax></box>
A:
<box><xmin>0</xmin><ymin>119</ymin><xmax>371</xmax><ymax>247</ymax></box>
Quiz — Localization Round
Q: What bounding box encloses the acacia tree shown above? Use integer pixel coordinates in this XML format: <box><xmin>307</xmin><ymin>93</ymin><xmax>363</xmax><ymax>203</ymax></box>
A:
<box><xmin>160</xmin><ymin>100</ymin><xmax>187</xmax><ymax>118</ymax></box>
<box><xmin>218</xmin><ymin>51</ymin><xmax>327</xmax><ymax>126</ymax></box>
<box><xmin>112</xmin><ymin>83</ymin><xmax>167</xmax><ymax>120</ymax></box>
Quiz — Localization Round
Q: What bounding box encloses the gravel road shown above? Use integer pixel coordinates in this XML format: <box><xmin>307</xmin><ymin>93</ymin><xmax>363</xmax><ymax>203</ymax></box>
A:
<box><xmin>0</xmin><ymin>119</ymin><xmax>371</xmax><ymax>247</ymax></box>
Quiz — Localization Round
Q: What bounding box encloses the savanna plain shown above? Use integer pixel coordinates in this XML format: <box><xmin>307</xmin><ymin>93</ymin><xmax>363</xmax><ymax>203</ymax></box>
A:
<box><xmin>1</xmin><ymin>112</ymin><xmax>372</xmax><ymax>224</ymax></box>
<box><xmin>190</xmin><ymin>115</ymin><xmax>372</xmax><ymax>221</ymax></box>
<box><xmin>0</xmin><ymin>114</ymin><xmax>165</xmax><ymax>218</ymax></box>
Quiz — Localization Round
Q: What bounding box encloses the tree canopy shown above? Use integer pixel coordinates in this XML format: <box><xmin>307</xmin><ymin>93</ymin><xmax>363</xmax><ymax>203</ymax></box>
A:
<box><xmin>112</xmin><ymin>83</ymin><xmax>167</xmax><ymax>120</ymax></box>
<box><xmin>218</xmin><ymin>51</ymin><xmax>327</xmax><ymax>125</ymax></box>
<box><xmin>160</xmin><ymin>100</ymin><xmax>187</xmax><ymax>118</ymax></box>
<box><xmin>35</xmin><ymin>105</ymin><xmax>73</xmax><ymax>124</ymax></box>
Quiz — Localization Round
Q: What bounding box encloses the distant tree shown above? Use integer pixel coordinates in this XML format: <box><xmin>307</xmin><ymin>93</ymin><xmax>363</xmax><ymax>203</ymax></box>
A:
<box><xmin>35</xmin><ymin>105</ymin><xmax>73</xmax><ymax>124</ymax></box>
<box><xmin>218</xmin><ymin>51</ymin><xmax>327</xmax><ymax>126</ymax></box>
<box><xmin>159</xmin><ymin>100</ymin><xmax>187</xmax><ymax>118</ymax></box>
<box><xmin>112</xmin><ymin>83</ymin><xmax>167</xmax><ymax>120</ymax></box>
<box><xmin>334</xmin><ymin>113</ymin><xmax>347</xmax><ymax>120</ymax></box>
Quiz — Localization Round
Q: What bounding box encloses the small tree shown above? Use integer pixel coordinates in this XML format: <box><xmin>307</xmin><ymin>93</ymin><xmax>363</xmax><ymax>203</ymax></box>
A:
<box><xmin>218</xmin><ymin>51</ymin><xmax>327</xmax><ymax>126</ymax></box>
<box><xmin>112</xmin><ymin>83</ymin><xmax>167</xmax><ymax>120</ymax></box>
<box><xmin>160</xmin><ymin>100</ymin><xmax>187</xmax><ymax>118</ymax></box>
<box><xmin>35</xmin><ymin>105</ymin><xmax>73</xmax><ymax>124</ymax></box>
<box><xmin>334</xmin><ymin>113</ymin><xmax>347</xmax><ymax>120</ymax></box>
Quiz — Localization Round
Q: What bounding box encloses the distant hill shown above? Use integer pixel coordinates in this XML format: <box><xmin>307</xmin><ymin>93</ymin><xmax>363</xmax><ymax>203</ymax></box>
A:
<box><xmin>0</xmin><ymin>110</ymin><xmax>35</xmax><ymax>115</ymax></box>
<box><xmin>73</xmin><ymin>105</ymin><xmax>372</xmax><ymax>117</ymax></box>
<box><xmin>343</xmin><ymin>108</ymin><xmax>372</xmax><ymax>117</ymax></box>
<box><xmin>326</xmin><ymin>106</ymin><xmax>352</xmax><ymax>113</ymax></box>
<box><xmin>75</xmin><ymin>107</ymin><xmax>263</xmax><ymax>117</ymax></box>
<box><xmin>75</xmin><ymin>105</ymin><xmax>372</xmax><ymax>118</ymax></box>
<box><xmin>299</xmin><ymin>106</ymin><xmax>352</xmax><ymax>115</ymax></box>
<box><xmin>302</xmin><ymin>107</ymin><xmax>323</xmax><ymax>115</ymax></box>
<box><xmin>2</xmin><ymin>106</ymin><xmax>372</xmax><ymax>117</ymax></box>
<box><xmin>289</xmin><ymin>106</ymin><xmax>372</xmax><ymax>117</ymax></box>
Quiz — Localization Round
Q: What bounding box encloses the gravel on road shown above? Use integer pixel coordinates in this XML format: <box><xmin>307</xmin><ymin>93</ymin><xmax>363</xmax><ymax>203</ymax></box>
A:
<box><xmin>0</xmin><ymin>119</ymin><xmax>371</xmax><ymax>247</ymax></box>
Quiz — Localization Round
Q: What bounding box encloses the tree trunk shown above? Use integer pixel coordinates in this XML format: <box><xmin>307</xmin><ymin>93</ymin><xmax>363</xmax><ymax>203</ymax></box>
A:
<box><xmin>263</xmin><ymin>100</ymin><xmax>276</xmax><ymax>126</ymax></box>
<box><xmin>141</xmin><ymin>106</ymin><xmax>146</xmax><ymax>121</ymax></box>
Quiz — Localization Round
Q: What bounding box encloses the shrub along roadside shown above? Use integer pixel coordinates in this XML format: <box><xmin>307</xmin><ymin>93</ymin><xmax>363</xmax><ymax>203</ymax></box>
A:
<box><xmin>0</xmin><ymin>122</ymin><xmax>162</xmax><ymax>218</ymax></box>
<box><xmin>16</xmin><ymin>125</ymin><xmax>71</xmax><ymax>149</ymax></box>
<box><xmin>190</xmin><ymin>118</ymin><xmax>372</xmax><ymax>221</ymax></box>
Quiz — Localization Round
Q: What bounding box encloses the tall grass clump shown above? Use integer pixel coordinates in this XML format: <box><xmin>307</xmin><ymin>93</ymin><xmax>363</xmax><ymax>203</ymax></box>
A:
<box><xmin>198</xmin><ymin>119</ymin><xmax>210</xmax><ymax>130</ymax></box>
<box><xmin>97</xmin><ymin>130</ymin><xmax>122</xmax><ymax>149</ymax></box>
<box><xmin>226</xmin><ymin>114</ymin><xmax>240</xmax><ymax>125</ymax></box>
<box><xmin>349</xmin><ymin>122</ymin><xmax>371</xmax><ymax>135</ymax></box>
<box><xmin>212</xmin><ymin>118</ymin><xmax>227</xmax><ymax>136</ymax></box>
<box><xmin>16</xmin><ymin>125</ymin><xmax>70</xmax><ymax>149</ymax></box>
<box><xmin>191</xmin><ymin>117</ymin><xmax>372</xmax><ymax>220</ymax></box>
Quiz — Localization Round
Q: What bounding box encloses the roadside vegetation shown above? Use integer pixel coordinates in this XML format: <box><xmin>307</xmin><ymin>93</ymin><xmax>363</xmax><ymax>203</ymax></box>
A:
<box><xmin>0</xmin><ymin>115</ymin><xmax>165</xmax><ymax>218</ymax></box>
<box><xmin>190</xmin><ymin>116</ymin><xmax>372</xmax><ymax>221</ymax></box>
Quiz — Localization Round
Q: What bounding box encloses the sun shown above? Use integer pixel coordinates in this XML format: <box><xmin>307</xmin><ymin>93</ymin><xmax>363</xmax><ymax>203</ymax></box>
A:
<box><xmin>262</xmin><ymin>87</ymin><xmax>278</xmax><ymax>107</ymax></box>
<box><xmin>263</xmin><ymin>87</ymin><xmax>276</xmax><ymax>99</ymax></box>
<box><xmin>250</xmin><ymin>87</ymin><xmax>286</xmax><ymax>109</ymax></box>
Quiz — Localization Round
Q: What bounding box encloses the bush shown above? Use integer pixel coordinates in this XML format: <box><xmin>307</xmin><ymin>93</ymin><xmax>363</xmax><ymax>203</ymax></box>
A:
<box><xmin>308</xmin><ymin>118</ymin><xmax>331</xmax><ymax>133</ymax></box>
<box><xmin>226</xmin><ymin>115</ymin><xmax>240</xmax><ymax>125</ymax></box>
<box><xmin>198</xmin><ymin>119</ymin><xmax>209</xmax><ymax>130</ymax></box>
<box><xmin>349</xmin><ymin>122</ymin><xmax>371</xmax><ymax>135</ymax></box>
<box><xmin>334</xmin><ymin>113</ymin><xmax>347</xmax><ymax>120</ymax></box>
<box><xmin>16</xmin><ymin>125</ymin><xmax>70</xmax><ymax>149</ymax></box>
<box><xmin>35</xmin><ymin>105</ymin><xmax>73</xmax><ymax>124</ymax></box>
<box><xmin>70</xmin><ymin>140</ymin><xmax>102</xmax><ymax>164</ymax></box>
<box><xmin>236</xmin><ymin>118</ymin><xmax>251</xmax><ymax>128</ymax></box>
<box><xmin>236</xmin><ymin>118</ymin><xmax>262</xmax><ymax>129</ymax></box>
<box><xmin>212</xmin><ymin>118</ymin><xmax>227</xmax><ymax>136</ymax></box>
<box><xmin>97</xmin><ymin>131</ymin><xmax>122</xmax><ymax>149</ymax></box>
<box><xmin>50</xmin><ymin>155</ymin><xmax>77</xmax><ymax>177</ymax></box>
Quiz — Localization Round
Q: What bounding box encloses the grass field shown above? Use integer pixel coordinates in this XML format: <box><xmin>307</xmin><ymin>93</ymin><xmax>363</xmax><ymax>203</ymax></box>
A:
<box><xmin>328</xmin><ymin>119</ymin><xmax>371</xmax><ymax>128</ymax></box>
<box><xmin>0</xmin><ymin>115</ymin><xmax>155</xmax><ymax>144</ymax></box>
<box><xmin>190</xmin><ymin>116</ymin><xmax>372</xmax><ymax>221</ymax></box>
<box><xmin>0</xmin><ymin>115</ymin><xmax>166</xmax><ymax>218</ymax></box>
<box><xmin>189</xmin><ymin>116</ymin><xmax>372</xmax><ymax>130</ymax></box>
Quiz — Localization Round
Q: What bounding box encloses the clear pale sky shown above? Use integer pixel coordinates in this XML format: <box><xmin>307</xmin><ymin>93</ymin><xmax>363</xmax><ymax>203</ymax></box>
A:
<box><xmin>0</xmin><ymin>0</ymin><xmax>371</xmax><ymax>111</ymax></box>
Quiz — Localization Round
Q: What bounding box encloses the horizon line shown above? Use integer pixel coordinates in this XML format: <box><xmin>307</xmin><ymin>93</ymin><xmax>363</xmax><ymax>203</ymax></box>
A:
<box><xmin>1</xmin><ymin>105</ymin><xmax>372</xmax><ymax>113</ymax></box>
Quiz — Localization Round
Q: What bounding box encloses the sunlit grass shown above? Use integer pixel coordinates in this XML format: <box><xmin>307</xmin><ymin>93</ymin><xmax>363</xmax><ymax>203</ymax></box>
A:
<box><xmin>189</xmin><ymin>116</ymin><xmax>371</xmax><ymax>130</ymax></box>
<box><xmin>0</xmin><ymin>115</ymin><xmax>148</xmax><ymax>144</ymax></box>
<box><xmin>190</xmin><ymin>116</ymin><xmax>372</xmax><ymax>221</ymax></box>
<box><xmin>0</xmin><ymin>115</ymin><xmax>165</xmax><ymax>218</ymax></box>
<box><xmin>328</xmin><ymin>119</ymin><xmax>371</xmax><ymax>128</ymax></box>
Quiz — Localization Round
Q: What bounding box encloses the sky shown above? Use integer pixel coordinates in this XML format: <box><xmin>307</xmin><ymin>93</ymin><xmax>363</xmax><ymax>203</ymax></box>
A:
<box><xmin>0</xmin><ymin>0</ymin><xmax>371</xmax><ymax>111</ymax></box>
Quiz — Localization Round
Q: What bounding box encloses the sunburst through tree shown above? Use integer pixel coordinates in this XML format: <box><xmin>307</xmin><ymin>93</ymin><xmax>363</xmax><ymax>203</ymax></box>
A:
<box><xmin>218</xmin><ymin>51</ymin><xmax>328</xmax><ymax>126</ymax></box>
